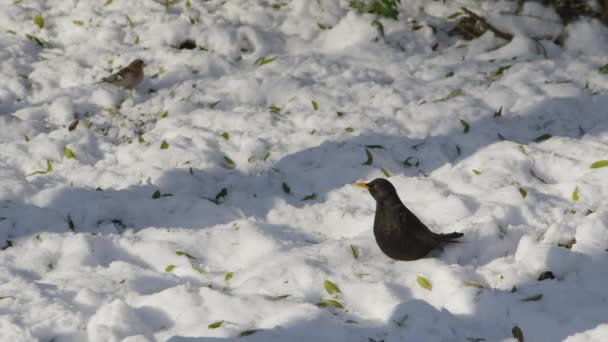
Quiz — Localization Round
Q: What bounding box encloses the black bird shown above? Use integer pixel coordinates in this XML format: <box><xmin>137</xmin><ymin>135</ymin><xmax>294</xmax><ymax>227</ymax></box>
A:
<box><xmin>356</xmin><ymin>178</ymin><xmax>463</xmax><ymax>261</ymax></box>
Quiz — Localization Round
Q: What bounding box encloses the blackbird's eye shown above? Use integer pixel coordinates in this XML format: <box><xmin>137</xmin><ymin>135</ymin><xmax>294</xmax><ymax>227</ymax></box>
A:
<box><xmin>372</xmin><ymin>184</ymin><xmax>379</xmax><ymax>190</ymax></box>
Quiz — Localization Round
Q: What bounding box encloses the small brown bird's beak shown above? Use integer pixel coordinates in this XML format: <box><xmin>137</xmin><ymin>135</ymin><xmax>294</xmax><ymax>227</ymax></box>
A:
<box><xmin>355</xmin><ymin>182</ymin><xmax>369</xmax><ymax>189</ymax></box>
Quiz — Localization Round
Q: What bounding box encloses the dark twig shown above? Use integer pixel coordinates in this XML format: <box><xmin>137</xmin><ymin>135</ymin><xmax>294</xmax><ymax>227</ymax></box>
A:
<box><xmin>461</xmin><ymin>7</ymin><xmax>514</xmax><ymax>41</ymax></box>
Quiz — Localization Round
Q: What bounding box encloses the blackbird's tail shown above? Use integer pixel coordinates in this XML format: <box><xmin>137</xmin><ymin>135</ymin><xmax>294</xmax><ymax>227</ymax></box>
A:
<box><xmin>438</xmin><ymin>231</ymin><xmax>464</xmax><ymax>243</ymax></box>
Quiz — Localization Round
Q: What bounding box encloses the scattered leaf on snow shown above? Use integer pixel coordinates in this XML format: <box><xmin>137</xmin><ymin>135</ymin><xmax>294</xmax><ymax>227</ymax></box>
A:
<box><xmin>460</xmin><ymin>119</ymin><xmax>470</xmax><ymax>133</ymax></box>
<box><xmin>63</xmin><ymin>147</ymin><xmax>76</xmax><ymax>159</ymax></box>
<box><xmin>324</xmin><ymin>280</ymin><xmax>341</xmax><ymax>295</ymax></box>
<box><xmin>572</xmin><ymin>186</ymin><xmax>580</xmax><ymax>202</ymax></box>
<box><xmin>350</xmin><ymin>245</ymin><xmax>359</xmax><ymax>259</ymax></box>
<box><xmin>590</xmin><ymin>160</ymin><xmax>608</xmax><ymax>168</ymax></box>
<box><xmin>417</xmin><ymin>276</ymin><xmax>432</xmax><ymax>291</ymax></box>
<box><xmin>463</xmin><ymin>281</ymin><xmax>484</xmax><ymax>289</ymax></box>
<box><xmin>317</xmin><ymin>299</ymin><xmax>344</xmax><ymax>309</ymax></box>
<box><xmin>522</xmin><ymin>293</ymin><xmax>543</xmax><ymax>302</ymax></box>
<box><xmin>176</xmin><ymin>251</ymin><xmax>196</xmax><ymax>259</ymax></box>
<box><xmin>537</xmin><ymin>271</ymin><xmax>555</xmax><ymax>281</ymax></box>
<box><xmin>208</xmin><ymin>321</ymin><xmax>224</xmax><ymax>329</ymax></box>
<box><xmin>512</xmin><ymin>325</ymin><xmax>524</xmax><ymax>342</ymax></box>
<box><xmin>300</xmin><ymin>193</ymin><xmax>316</xmax><ymax>201</ymax></box>
<box><xmin>165</xmin><ymin>265</ymin><xmax>176</xmax><ymax>272</ymax></box>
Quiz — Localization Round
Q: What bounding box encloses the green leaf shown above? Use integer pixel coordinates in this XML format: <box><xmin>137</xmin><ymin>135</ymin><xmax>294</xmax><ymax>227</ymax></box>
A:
<box><xmin>572</xmin><ymin>186</ymin><xmax>580</xmax><ymax>202</ymax></box>
<box><xmin>533</xmin><ymin>134</ymin><xmax>552</xmax><ymax>143</ymax></box>
<box><xmin>372</xmin><ymin>19</ymin><xmax>384</xmax><ymax>37</ymax></box>
<box><xmin>511</xmin><ymin>286</ymin><xmax>518</xmax><ymax>293</ymax></box>
<box><xmin>0</xmin><ymin>296</ymin><xmax>16</xmax><ymax>300</ymax></box>
<box><xmin>512</xmin><ymin>325</ymin><xmax>524</xmax><ymax>342</ymax></box>
<box><xmin>350</xmin><ymin>244</ymin><xmax>359</xmax><ymax>259</ymax></box>
<box><xmin>151</xmin><ymin>66</ymin><xmax>166</xmax><ymax>79</ymax></box>
<box><xmin>158</xmin><ymin>110</ymin><xmax>168</xmax><ymax>118</ymax></box>
<box><xmin>519</xmin><ymin>187</ymin><xmax>527</xmax><ymax>199</ymax></box>
<box><xmin>191</xmin><ymin>262</ymin><xmax>205</xmax><ymax>274</ymax></box>
<box><xmin>25</xmin><ymin>34</ymin><xmax>47</xmax><ymax>47</ymax></box>
<box><xmin>472</xmin><ymin>169</ymin><xmax>481</xmax><ymax>175</ymax></box>
<box><xmin>224</xmin><ymin>272</ymin><xmax>233</xmax><ymax>282</ymax></box>
<box><xmin>435</xmin><ymin>88</ymin><xmax>462</xmax><ymax>102</ymax></box>
<box><xmin>336</xmin><ymin>111</ymin><xmax>344</xmax><ymax>117</ymax></box>
<box><xmin>67</xmin><ymin>214</ymin><xmax>75</xmax><ymax>232</ymax></box>
<box><xmin>381</xmin><ymin>167</ymin><xmax>391</xmax><ymax>177</ymax></box>
<box><xmin>365</xmin><ymin>145</ymin><xmax>385</xmax><ymax>149</ymax></box>
<box><xmin>460</xmin><ymin>119</ymin><xmax>470</xmax><ymax>133</ymax></box>
<box><xmin>119</xmin><ymin>279</ymin><xmax>127</xmax><ymax>284</ymax></box>
<box><xmin>270</xmin><ymin>294</ymin><xmax>291</xmax><ymax>300</ymax></box>
<box><xmin>264</xmin><ymin>151</ymin><xmax>270</xmax><ymax>161</ymax></box>
<box><xmin>104</xmin><ymin>0</ymin><xmax>113</xmax><ymax>6</ymax></box>
<box><xmin>599</xmin><ymin>64</ymin><xmax>608</xmax><ymax>74</ymax></box>
<box><xmin>345</xmin><ymin>127</ymin><xmax>354</xmax><ymax>132</ymax></box>
<box><xmin>6</xmin><ymin>30</ymin><xmax>17</xmax><ymax>35</ymax></box>
<box><xmin>209</xmin><ymin>100</ymin><xmax>221</xmax><ymax>109</ymax></box>
<box><xmin>363</xmin><ymin>148</ymin><xmax>373</xmax><ymax>165</ymax></box>
<box><xmin>138</xmin><ymin>135</ymin><xmax>145</xmax><ymax>144</ymax></box>
<box><xmin>403</xmin><ymin>157</ymin><xmax>418</xmax><ymax>168</ymax></box>
<box><xmin>590</xmin><ymin>160</ymin><xmax>608</xmax><ymax>168</ymax></box>
<box><xmin>311</xmin><ymin>100</ymin><xmax>318</xmax><ymax>111</ymax></box>
<box><xmin>34</xmin><ymin>14</ymin><xmax>44</xmax><ymax>29</ymax></box>
<box><xmin>282</xmin><ymin>182</ymin><xmax>291</xmax><ymax>194</ymax></box>
<box><xmin>160</xmin><ymin>140</ymin><xmax>169</xmax><ymax>149</ymax></box>
<box><xmin>72</xmin><ymin>20</ymin><xmax>84</xmax><ymax>26</ymax></box>
<box><xmin>308</xmin><ymin>129</ymin><xmax>316</xmax><ymax>135</ymax></box>
<box><xmin>317</xmin><ymin>22</ymin><xmax>327</xmax><ymax>30</ymax></box>
<box><xmin>537</xmin><ymin>271</ymin><xmax>555</xmax><ymax>281</ymax></box>
<box><xmin>463</xmin><ymin>281</ymin><xmax>484</xmax><ymax>289</ymax></box>
<box><xmin>445</xmin><ymin>71</ymin><xmax>454</xmax><ymax>78</ymax></box>
<box><xmin>239</xmin><ymin>330</ymin><xmax>259</xmax><ymax>337</ymax></box>
<box><xmin>416</xmin><ymin>276</ymin><xmax>432</xmax><ymax>291</ymax></box>
<box><xmin>176</xmin><ymin>251</ymin><xmax>196</xmax><ymax>259</ymax></box>
<box><xmin>300</xmin><ymin>193</ymin><xmax>316</xmax><ymax>201</ymax></box>
<box><xmin>27</xmin><ymin>160</ymin><xmax>54</xmax><ymax>176</ymax></box>
<box><xmin>447</xmin><ymin>12</ymin><xmax>462</xmax><ymax>19</ymax></box>
<box><xmin>134</xmin><ymin>35</ymin><xmax>140</xmax><ymax>44</ymax></box>
<box><xmin>165</xmin><ymin>265</ymin><xmax>176</xmax><ymax>272</ymax></box>
<box><xmin>269</xmin><ymin>105</ymin><xmax>282</xmax><ymax>114</ymax></box>
<box><xmin>324</xmin><ymin>280</ymin><xmax>341</xmax><ymax>295</ymax></box>
<box><xmin>24</xmin><ymin>135</ymin><xmax>30</xmax><ymax>142</ymax></box>
<box><xmin>488</xmin><ymin>65</ymin><xmax>511</xmax><ymax>80</ymax></box>
<box><xmin>317</xmin><ymin>299</ymin><xmax>344</xmax><ymax>309</ymax></box>
<box><xmin>221</xmin><ymin>132</ymin><xmax>229</xmax><ymax>140</ymax></box>
<box><xmin>255</xmin><ymin>56</ymin><xmax>277</xmax><ymax>66</ymax></box>
<box><xmin>494</xmin><ymin>106</ymin><xmax>502</xmax><ymax>117</ymax></box>
<box><xmin>518</xmin><ymin>145</ymin><xmax>528</xmax><ymax>156</ymax></box>
<box><xmin>152</xmin><ymin>190</ymin><xmax>161</xmax><ymax>199</ymax></box>
<box><xmin>48</xmin><ymin>263</ymin><xmax>54</xmax><ymax>270</ymax></box>
<box><xmin>214</xmin><ymin>188</ymin><xmax>228</xmax><ymax>203</ymax></box>
<box><xmin>186</xmin><ymin>0</ymin><xmax>191</xmax><ymax>8</ymax></box>
<box><xmin>522</xmin><ymin>293</ymin><xmax>543</xmax><ymax>302</ymax></box>
<box><xmin>64</xmin><ymin>147</ymin><xmax>76</xmax><ymax>159</ymax></box>
<box><xmin>208</xmin><ymin>320</ymin><xmax>224</xmax><ymax>329</ymax></box>
<box><xmin>224</xmin><ymin>156</ymin><xmax>235</xmax><ymax>167</ymax></box>
<box><xmin>125</xmin><ymin>15</ymin><xmax>134</xmax><ymax>27</ymax></box>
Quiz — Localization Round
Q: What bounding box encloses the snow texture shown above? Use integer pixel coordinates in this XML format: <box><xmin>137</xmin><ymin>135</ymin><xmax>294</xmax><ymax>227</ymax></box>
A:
<box><xmin>0</xmin><ymin>0</ymin><xmax>607</xmax><ymax>341</ymax></box>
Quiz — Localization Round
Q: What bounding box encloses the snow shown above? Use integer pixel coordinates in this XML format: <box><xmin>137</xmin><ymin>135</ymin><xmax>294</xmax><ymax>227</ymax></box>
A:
<box><xmin>1</xmin><ymin>0</ymin><xmax>608</xmax><ymax>341</ymax></box>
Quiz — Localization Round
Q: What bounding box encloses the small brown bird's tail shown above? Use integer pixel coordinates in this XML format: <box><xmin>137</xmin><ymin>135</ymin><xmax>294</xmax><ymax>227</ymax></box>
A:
<box><xmin>438</xmin><ymin>231</ymin><xmax>464</xmax><ymax>242</ymax></box>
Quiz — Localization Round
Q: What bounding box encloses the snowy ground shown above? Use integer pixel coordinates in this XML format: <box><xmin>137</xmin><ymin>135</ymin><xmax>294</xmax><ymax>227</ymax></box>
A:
<box><xmin>1</xmin><ymin>0</ymin><xmax>608</xmax><ymax>341</ymax></box>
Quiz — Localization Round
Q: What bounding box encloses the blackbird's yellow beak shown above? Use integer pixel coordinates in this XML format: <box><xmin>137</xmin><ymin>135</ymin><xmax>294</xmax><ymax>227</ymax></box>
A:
<box><xmin>355</xmin><ymin>182</ymin><xmax>369</xmax><ymax>189</ymax></box>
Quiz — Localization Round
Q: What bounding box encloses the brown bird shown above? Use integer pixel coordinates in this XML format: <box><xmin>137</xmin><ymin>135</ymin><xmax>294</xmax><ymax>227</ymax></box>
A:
<box><xmin>100</xmin><ymin>59</ymin><xmax>146</xmax><ymax>89</ymax></box>
<box><xmin>356</xmin><ymin>178</ymin><xmax>463</xmax><ymax>261</ymax></box>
